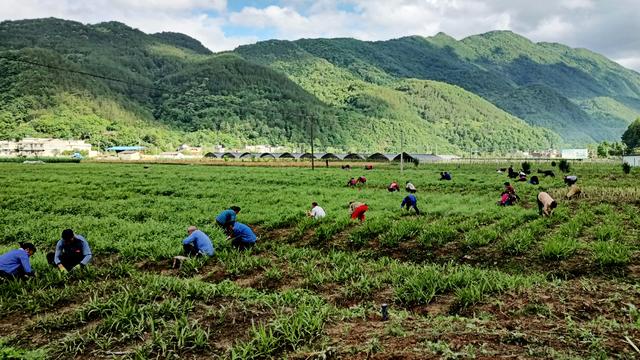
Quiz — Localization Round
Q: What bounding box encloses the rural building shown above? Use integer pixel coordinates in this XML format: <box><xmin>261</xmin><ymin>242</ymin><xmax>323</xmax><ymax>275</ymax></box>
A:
<box><xmin>106</xmin><ymin>146</ymin><xmax>146</xmax><ymax>153</ymax></box>
<box><xmin>158</xmin><ymin>152</ymin><xmax>185</xmax><ymax>160</ymax></box>
<box><xmin>622</xmin><ymin>156</ymin><xmax>640</xmax><ymax>167</ymax></box>
<box><xmin>0</xmin><ymin>138</ymin><xmax>93</xmax><ymax>157</ymax></box>
<box><xmin>117</xmin><ymin>151</ymin><xmax>141</xmax><ymax>161</ymax></box>
<box><xmin>561</xmin><ymin>149</ymin><xmax>589</xmax><ymax>159</ymax></box>
<box><xmin>177</xmin><ymin>144</ymin><xmax>202</xmax><ymax>154</ymax></box>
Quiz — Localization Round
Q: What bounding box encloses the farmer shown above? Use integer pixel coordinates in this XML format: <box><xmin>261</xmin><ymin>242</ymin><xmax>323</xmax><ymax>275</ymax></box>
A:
<box><xmin>508</xmin><ymin>165</ymin><xmax>517</xmax><ymax>178</ymax></box>
<box><xmin>498</xmin><ymin>182</ymin><xmax>517</xmax><ymax>206</ymax></box>
<box><xmin>307</xmin><ymin>202</ymin><xmax>326</xmax><ymax>219</ymax></box>
<box><xmin>564</xmin><ymin>175</ymin><xmax>578</xmax><ymax>186</ymax></box>
<box><xmin>405</xmin><ymin>181</ymin><xmax>417</xmax><ymax>193</ymax></box>
<box><xmin>529</xmin><ymin>175</ymin><xmax>539</xmax><ymax>185</ymax></box>
<box><xmin>357</xmin><ymin>176</ymin><xmax>367</xmax><ymax>185</ymax></box>
<box><xmin>537</xmin><ymin>192</ymin><xmax>557</xmax><ymax>217</ymax></box>
<box><xmin>215</xmin><ymin>206</ymin><xmax>240</xmax><ymax>234</ymax></box>
<box><xmin>229</xmin><ymin>222</ymin><xmax>257</xmax><ymax>250</ymax></box>
<box><xmin>347</xmin><ymin>177</ymin><xmax>357</xmax><ymax>187</ymax></box>
<box><xmin>349</xmin><ymin>201</ymin><xmax>369</xmax><ymax>222</ymax></box>
<box><xmin>504</xmin><ymin>182</ymin><xmax>516</xmax><ymax>195</ymax></box>
<box><xmin>566</xmin><ymin>184</ymin><xmax>582</xmax><ymax>199</ymax></box>
<box><xmin>388</xmin><ymin>181</ymin><xmax>400</xmax><ymax>192</ymax></box>
<box><xmin>518</xmin><ymin>172</ymin><xmax>527</xmax><ymax>182</ymax></box>
<box><xmin>0</xmin><ymin>242</ymin><xmax>36</xmax><ymax>279</ymax></box>
<box><xmin>182</xmin><ymin>226</ymin><xmax>214</xmax><ymax>257</ymax></box>
<box><xmin>47</xmin><ymin>229</ymin><xmax>92</xmax><ymax>272</ymax></box>
<box><xmin>439</xmin><ymin>172</ymin><xmax>452</xmax><ymax>181</ymax></box>
<box><xmin>401</xmin><ymin>194</ymin><xmax>420</xmax><ymax>215</ymax></box>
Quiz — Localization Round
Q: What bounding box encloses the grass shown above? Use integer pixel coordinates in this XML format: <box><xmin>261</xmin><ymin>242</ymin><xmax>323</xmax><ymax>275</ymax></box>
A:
<box><xmin>0</xmin><ymin>162</ymin><xmax>638</xmax><ymax>358</ymax></box>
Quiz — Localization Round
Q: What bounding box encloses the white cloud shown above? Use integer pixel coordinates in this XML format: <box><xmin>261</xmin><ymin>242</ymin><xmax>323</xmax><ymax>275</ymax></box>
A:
<box><xmin>0</xmin><ymin>0</ymin><xmax>639</xmax><ymax>71</ymax></box>
<box><xmin>0</xmin><ymin>0</ymin><xmax>246</xmax><ymax>52</ymax></box>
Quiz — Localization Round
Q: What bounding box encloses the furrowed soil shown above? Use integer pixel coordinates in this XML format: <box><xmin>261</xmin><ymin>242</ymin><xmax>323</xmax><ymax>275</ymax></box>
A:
<box><xmin>0</xmin><ymin>162</ymin><xmax>638</xmax><ymax>359</ymax></box>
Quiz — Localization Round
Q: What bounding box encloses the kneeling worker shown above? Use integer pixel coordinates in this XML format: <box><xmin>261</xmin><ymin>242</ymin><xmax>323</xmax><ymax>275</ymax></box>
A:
<box><xmin>182</xmin><ymin>226</ymin><xmax>214</xmax><ymax>257</ymax></box>
<box><xmin>401</xmin><ymin>194</ymin><xmax>421</xmax><ymax>215</ymax></box>
<box><xmin>0</xmin><ymin>242</ymin><xmax>36</xmax><ymax>279</ymax></box>
<box><xmin>229</xmin><ymin>222</ymin><xmax>257</xmax><ymax>250</ymax></box>
<box><xmin>216</xmin><ymin>206</ymin><xmax>240</xmax><ymax>235</ymax></box>
<box><xmin>47</xmin><ymin>229</ymin><xmax>92</xmax><ymax>272</ymax></box>
<box><xmin>537</xmin><ymin>192</ymin><xmax>557</xmax><ymax>217</ymax></box>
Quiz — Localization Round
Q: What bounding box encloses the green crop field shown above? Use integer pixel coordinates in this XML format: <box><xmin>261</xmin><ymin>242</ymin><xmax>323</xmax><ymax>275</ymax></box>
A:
<box><xmin>0</xmin><ymin>162</ymin><xmax>638</xmax><ymax>359</ymax></box>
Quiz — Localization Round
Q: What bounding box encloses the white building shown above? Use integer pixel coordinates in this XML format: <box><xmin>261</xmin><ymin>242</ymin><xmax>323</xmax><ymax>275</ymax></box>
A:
<box><xmin>561</xmin><ymin>149</ymin><xmax>589</xmax><ymax>159</ymax></box>
<box><xmin>118</xmin><ymin>151</ymin><xmax>141</xmax><ymax>161</ymax></box>
<box><xmin>0</xmin><ymin>138</ymin><xmax>94</xmax><ymax>157</ymax></box>
<box><xmin>623</xmin><ymin>156</ymin><xmax>640</xmax><ymax>167</ymax></box>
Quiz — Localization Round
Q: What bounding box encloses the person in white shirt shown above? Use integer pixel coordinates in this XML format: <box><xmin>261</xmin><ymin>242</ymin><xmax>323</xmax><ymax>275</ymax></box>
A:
<box><xmin>308</xmin><ymin>202</ymin><xmax>326</xmax><ymax>219</ymax></box>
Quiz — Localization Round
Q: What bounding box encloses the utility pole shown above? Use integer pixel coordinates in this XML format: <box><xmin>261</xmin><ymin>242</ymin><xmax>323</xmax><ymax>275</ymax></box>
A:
<box><xmin>310</xmin><ymin>115</ymin><xmax>315</xmax><ymax>171</ymax></box>
<box><xmin>400</xmin><ymin>128</ymin><xmax>404</xmax><ymax>173</ymax></box>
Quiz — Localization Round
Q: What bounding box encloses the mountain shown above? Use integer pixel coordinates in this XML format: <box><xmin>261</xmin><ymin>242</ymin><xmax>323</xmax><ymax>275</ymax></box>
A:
<box><xmin>1</xmin><ymin>18</ymin><xmax>637</xmax><ymax>153</ymax></box>
<box><xmin>236</xmin><ymin>32</ymin><xmax>640</xmax><ymax>145</ymax></box>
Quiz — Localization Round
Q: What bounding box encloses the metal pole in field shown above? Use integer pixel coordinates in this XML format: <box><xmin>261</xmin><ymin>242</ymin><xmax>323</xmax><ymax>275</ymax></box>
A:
<box><xmin>310</xmin><ymin>116</ymin><xmax>315</xmax><ymax>171</ymax></box>
<box><xmin>400</xmin><ymin>128</ymin><xmax>404</xmax><ymax>173</ymax></box>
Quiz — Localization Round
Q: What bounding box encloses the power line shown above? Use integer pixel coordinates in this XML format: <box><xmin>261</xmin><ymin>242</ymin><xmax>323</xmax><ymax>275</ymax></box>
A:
<box><xmin>0</xmin><ymin>54</ymin><xmax>161</xmax><ymax>91</ymax></box>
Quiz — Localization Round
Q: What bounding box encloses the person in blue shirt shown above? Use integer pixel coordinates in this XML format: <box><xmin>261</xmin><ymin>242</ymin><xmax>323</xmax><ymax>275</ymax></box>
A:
<box><xmin>229</xmin><ymin>222</ymin><xmax>257</xmax><ymax>250</ymax></box>
<box><xmin>46</xmin><ymin>229</ymin><xmax>92</xmax><ymax>272</ymax></box>
<box><xmin>0</xmin><ymin>242</ymin><xmax>36</xmax><ymax>279</ymax></box>
<box><xmin>182</xmin><ymin>226</ymin><xmax>214</xmax><ymax>257</ymax></box>
<box><xmin>401</xmin><ymin>194</ymin><xmax>421</xmax><ymax>215</ymax></box>
<box><xmin>215</xmin><ymin>206</ymin><xmax>241</xmax><ymax>235</ymax></box>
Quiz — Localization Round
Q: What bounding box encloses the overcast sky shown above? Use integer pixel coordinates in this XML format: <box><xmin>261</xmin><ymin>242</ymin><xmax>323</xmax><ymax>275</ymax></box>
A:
<box><xmin>1</xmin><ymin>0</ymin><xmax>639</xmax><ymax>71</ymax></box>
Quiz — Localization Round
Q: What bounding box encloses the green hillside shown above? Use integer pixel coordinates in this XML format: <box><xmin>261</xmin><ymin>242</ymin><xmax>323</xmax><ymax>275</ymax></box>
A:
<box><xmin>3</xmin><ymin>18</ymin><xmax>637</xmax><ymax>152</ymax></box>
<box><xmin>0</xmin><ymin>18</ymin><xmax>561</xmax><ymax>153</ymax></box>
<box><xmin>237</xmin><ymin>32</ymin><xmax>640</xmax><ymax>145</ymax></box>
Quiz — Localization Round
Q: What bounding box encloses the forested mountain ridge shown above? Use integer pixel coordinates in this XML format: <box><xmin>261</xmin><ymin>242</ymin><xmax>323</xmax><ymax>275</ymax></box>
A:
<box><xmin>1</xmin><ymin>18</ymin><xmax>634</xmax><ymax>152</ymax></box>
<box><xmin>236</xmin><ymin>31</ymin><xmax>640</xmax><ymax>145</ymax></box>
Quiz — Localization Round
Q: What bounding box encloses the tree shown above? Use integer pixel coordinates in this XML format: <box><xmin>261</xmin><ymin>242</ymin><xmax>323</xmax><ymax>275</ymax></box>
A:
<box><xmin>621</xmin><ymin>118</ymin><xmax>640</xmax><ymax>153</ymax></box>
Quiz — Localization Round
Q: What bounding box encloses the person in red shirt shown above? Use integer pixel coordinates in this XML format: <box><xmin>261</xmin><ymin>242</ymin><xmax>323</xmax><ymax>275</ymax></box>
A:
<box><xmin>349</xmin><ymin>201</ymin><xmax>369</xmax><ymax>222</ymax></box>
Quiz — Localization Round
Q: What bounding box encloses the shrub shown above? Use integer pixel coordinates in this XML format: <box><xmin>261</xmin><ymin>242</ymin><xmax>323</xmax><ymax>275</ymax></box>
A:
<box><xmin>622</xmin><ymin>162</ymin><xmax>631</xmax><ymax>174</ymax></box>
<box><xmin>558</xmin><ymin>159</ymin><xmax>570</xmax><ymax>173</ymax></box>
<box><xmin>551</xmin><ymin>161</ymin><xmax>557</xmax><ymax>167</ymax></box>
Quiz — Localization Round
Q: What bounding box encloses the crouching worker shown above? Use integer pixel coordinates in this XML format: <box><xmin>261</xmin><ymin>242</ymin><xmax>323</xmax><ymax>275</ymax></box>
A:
<box><xmin>439</xmin><ymin>172</ymin><xmax>452</xmax><ymax>181</ymax></box>
<box><xmin>388</xmin><ymin>181</ymin><xmax>400</xmax><ymax>192</ymax></box>
<box><xmin>0</xmin><ymin>242</ymin><xmax>36</xmax><ymax>280</ymax></box>
<box><xmin>47</xmin><ymin>229</ymin><xmax>92</xmax><ymax>272</ymax></box>
<box><xmin>307</xmin><ymin>202</ymin><xmax>326</xmax><ymax>219</ymax></box>
<box><xmin>182</xmin><ymin>226</ymin><xmax>214</xmax><ymax>257</ymax></box>
<box><xmin>349</xmin><ymin>201</ymin><xmax>369</xmax><ymax>222</ymax></box>
<box><xmin>401</xmin><ymin>194</ymin><xmax>420</xmax><ymax>215</ymax></box>
<box><xmin>216</xmin><ymin>206</ymin><xmax>240</xmax><ymax>235</ymax></box>
<box><xmin>537</xmin><ymin>192</ymin><xmax>557</xmax><ymax>217</ymax></box>
<box><xmin>229</xmin><ymin>222</ymin><xmax>257</xmax><ymax>251</ymax></box>
<box><xmin>406</xmin><ymin>181</ymin><xmax>417</xmax><ymax>193</ymax></box>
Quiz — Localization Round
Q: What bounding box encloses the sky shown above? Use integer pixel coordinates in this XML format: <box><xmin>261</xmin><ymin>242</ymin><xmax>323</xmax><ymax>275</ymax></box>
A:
<box><xmin>1</xmin><ymin>0</ymin><xmax>639</xmax><ymax>71</ymax></box>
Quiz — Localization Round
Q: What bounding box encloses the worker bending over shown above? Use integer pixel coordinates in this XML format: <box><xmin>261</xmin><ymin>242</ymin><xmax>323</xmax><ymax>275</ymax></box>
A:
<box><xmin>182</xmin><ymin>226</ymin><xmax>214</xmax><ymax>257</ymax></box>
<box><xmin>349</xmin><ymin>201</ymin><xmax>369</xmax><ymax>222</ymax></box>
<box><xmin>401</xmin><ymin>194</ymin><xmax>421</xmax><ymax>215</ymax></box>
<box><xmin>537</xmin><ymin>192</ymin><xmax>557</xmax><ymax>217</ymax></box>
<box><xmin>0</xmin><ymin>242</ymin><xmax>36</xmax><ymax>279</ymax></box>
<box><xmin>47</xmin><ymin>229</ymin><xmax>92</xmax><ymax>272</ymax></box>
<box><xmin>229</xmin><ymin>222</ymin><xmax>257</xmax><ymax>250</ymax></box>
<box><xmin>216</xmin><ymin>206</ymin><xmax>240</xmax><ymax>235</ymax></box>
<box><xmin>405</xmin><ymin>181</ymin><xmax>417</xmax><ymax>193</ymax></box>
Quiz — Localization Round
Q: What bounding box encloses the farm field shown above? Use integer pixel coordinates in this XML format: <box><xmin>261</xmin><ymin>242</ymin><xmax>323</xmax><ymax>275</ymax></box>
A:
<box><xmin>0</xmin><ymin>162</ymin><xmax>639</xmax><ymax>359</ymax></box>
